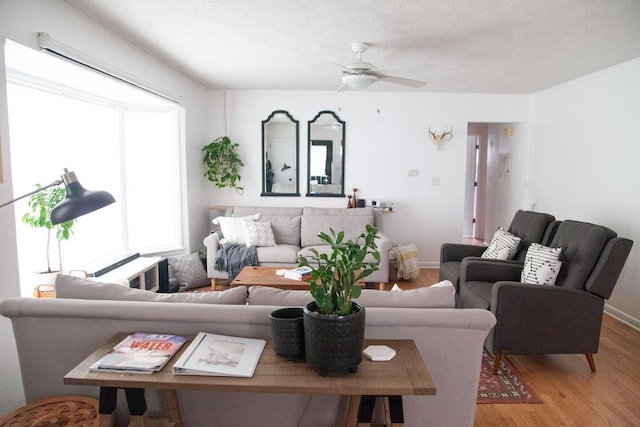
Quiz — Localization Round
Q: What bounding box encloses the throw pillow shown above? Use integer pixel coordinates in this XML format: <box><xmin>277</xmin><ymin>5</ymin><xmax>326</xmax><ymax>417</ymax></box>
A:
<box><xmin>242</xmin><ymin>220</ymin><xmax>276</xmax><ymax>247</ymax></box>
<box><xmin>167</xmin><ymin>252</ymin><xmax>209</xmax><ymax>291</ymax></box>
<box><xmin>481</xmin><ymin>228</ymin><xmax>521</xmax><ymax>260</ymax></box>
<box><xmin>521</xmin><ymin>243</ymin><xmax>563</xmax><ymax>285</ymax></box>
<box><xmin>55</xmin><ymin>274</ymin><xmax>248</xmax><ymax>304</ymax></box>
<box><xmin>212</xmin><ymin>214</ymin><xmax>261</xmax><ymax>245</ymax></box>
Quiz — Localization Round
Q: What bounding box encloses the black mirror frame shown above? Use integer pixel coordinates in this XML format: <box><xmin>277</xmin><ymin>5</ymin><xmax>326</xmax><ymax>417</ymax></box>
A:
<box><xmin>306</xmin><ymin>110</ymin><xmax>345</xmax><ymax>197</ymax></box>
<box><xmin>261</xmin><ymin>110</ymin><xmax>300</xmax><ymax>197</ymax></box>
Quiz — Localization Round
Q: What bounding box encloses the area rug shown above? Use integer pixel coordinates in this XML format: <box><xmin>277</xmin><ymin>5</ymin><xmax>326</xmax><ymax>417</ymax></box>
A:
<box><xmin>477</xmin><ymin>352</ymin><xmax>542</xmax><ymax>404</ymax></box>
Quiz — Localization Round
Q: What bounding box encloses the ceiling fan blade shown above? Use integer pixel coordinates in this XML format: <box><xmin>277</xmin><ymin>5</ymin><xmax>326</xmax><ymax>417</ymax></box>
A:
<box><xmin>377</xmin><ymin>74</ymin><xmax>426</xmax><ymax>88</ymax></box>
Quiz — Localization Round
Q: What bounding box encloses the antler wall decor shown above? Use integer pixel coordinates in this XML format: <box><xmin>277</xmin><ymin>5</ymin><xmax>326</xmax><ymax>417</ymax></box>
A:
<box><xmin>428</xmin><ymin>126</ymin><xmax>454</xmax><ymax>150</ymax></box>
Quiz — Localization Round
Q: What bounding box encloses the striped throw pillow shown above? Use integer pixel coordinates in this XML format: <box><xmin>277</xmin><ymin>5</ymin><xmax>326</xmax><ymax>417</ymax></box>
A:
<box><xmin>481</xmin><ymin>228</ymin><xmax>521</xmax><ymax>260</ymax></box>
<box><xmin>521</xmin><ymin>243</ymin><xmax>563</xmax><ymax>285</ymax></box>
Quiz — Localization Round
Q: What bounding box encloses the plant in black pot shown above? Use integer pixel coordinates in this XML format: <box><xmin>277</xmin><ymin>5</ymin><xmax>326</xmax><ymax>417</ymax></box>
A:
<box><xmin>298</xmin><ymin>224</ymin><xmax>380</xmax><ymax>376</ymax></box>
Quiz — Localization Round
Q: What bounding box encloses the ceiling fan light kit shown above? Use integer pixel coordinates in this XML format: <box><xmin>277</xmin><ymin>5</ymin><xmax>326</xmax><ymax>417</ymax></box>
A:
<box><xmin>342</xmin><ymin>73</ymin><xmax>377</xmax><ymax>89</ymax></box>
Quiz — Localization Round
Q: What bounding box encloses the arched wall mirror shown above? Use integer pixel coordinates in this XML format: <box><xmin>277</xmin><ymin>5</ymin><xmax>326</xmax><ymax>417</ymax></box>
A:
<box><xmin>261</xmin><ymin>110</ymin><xmax>299</xmax><ymax>196</ymax></box>
<box><xmin>307</xmin><ymin>111</ymin><xmax>345</xmax><ymax>197</ymax></box>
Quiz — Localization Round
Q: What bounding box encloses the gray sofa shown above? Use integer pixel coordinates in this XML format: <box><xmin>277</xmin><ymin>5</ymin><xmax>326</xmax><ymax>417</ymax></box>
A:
<box><xmin>204</xmin><ymin>206</ymin><xmax>391</xmax><ymax>287</ymax></box>
<box><xmin>1</xmin><ymin>275</ymin><xmax>496</xmax><ymax>427</ymax></box>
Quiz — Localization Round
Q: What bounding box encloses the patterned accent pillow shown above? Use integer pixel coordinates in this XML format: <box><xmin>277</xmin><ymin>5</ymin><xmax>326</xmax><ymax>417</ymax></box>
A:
<box><xmin>521</xmin><ymin>243</ymin><xmax>563</xmax><ymax>285</ymax></box>
<box><xmin>167</xmin><ymin>252</ymin><xmax>209</xmax><ymax>290</ymax></box>
<box><xmin>212</xmin><ymin>214</ymin><xmax>261</xmax><ymax>244</ymax></box>
<box><xmin>243</xmin><ymin>220</ymin><xmax>276</xmax><ymax>247</ymax></box>
<box><xmin>481</xmin><ymin>228</ymin><xmax>521</xmax><ymax>260</ymax></box>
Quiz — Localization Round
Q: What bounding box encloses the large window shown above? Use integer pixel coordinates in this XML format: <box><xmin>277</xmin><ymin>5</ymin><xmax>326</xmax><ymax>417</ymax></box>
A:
<box><xmin>4</xmin><ymin>40</ymin><xmax>184</xmax><ymax>296</ymax></box>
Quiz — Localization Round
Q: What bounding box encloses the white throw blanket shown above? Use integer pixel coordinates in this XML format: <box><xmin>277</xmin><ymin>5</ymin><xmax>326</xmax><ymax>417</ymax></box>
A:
<box><xmin>390</xmin><ymin>244</ymin><xmax>420</xmax><ymax>280</ymax></box>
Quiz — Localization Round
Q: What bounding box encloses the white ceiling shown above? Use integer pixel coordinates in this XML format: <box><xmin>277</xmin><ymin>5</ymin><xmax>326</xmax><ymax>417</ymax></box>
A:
<box><xmin>65</xmin><ymin>0</ymin><xmax>640</xmax><ymax>94</ymax></box>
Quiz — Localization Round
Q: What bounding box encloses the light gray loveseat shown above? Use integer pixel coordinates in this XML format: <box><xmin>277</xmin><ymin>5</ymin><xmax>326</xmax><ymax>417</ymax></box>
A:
<box><xmin>204</xmin><ymin>206</ymin><xmax>391</xmax><ymax>287</ymax></box>
<box><xmin>1</xmin><ymin>275</ymin><xmax>496</xmax><ymax>427</ymax></box>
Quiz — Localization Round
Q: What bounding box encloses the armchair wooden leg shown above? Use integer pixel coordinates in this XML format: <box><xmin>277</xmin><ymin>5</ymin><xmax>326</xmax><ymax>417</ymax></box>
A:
<box><xmin>379</xmin><ymin>282</ymin><xmax>387</xmax><ymax>291</ymax></box>
<box><xmin>492</xmin><ymin>355</ymin><xmax>502</xmax><ymax>375</ymax></box>
<box><xmin>585</xmin><ymin>353</ymin><xmax>596</xmax><ymax>372</ymax></box>
<box><xmin>210</xmin><ymin>278</ymin><xmax>217</xmax><ymax>290</ymax></box>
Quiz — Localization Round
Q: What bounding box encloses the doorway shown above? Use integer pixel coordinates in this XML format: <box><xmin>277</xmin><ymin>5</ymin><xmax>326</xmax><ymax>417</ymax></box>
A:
<box><xmin>464</xmin><ymin>124</ymin><xmax>488</xmax><ymax>241</ymax></box>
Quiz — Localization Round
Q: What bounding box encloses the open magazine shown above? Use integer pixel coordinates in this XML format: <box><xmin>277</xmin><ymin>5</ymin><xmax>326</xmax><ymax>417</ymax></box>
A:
<box><xmin>90</xmin><ymin>333</ymin><xmax>187</xmax><ymax>374</ymax></box>
<box><xmin>172</xmin><ymin>332</ymin><xmax>266</xmax><ymax>377</ymax></box>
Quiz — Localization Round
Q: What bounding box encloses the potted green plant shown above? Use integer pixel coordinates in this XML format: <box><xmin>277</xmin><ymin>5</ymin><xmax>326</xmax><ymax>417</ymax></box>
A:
<box><xmin>22</xmin><ymin>184</ymin><xmax>75</xmax><ymax>275</ymax></box>
<box><xmin>298</xmin><ymin>224</ymin><xmax>380</xmax><ymax>375</ymax></box>
<box><xmin>203</xmin><ymin>136</ymin><xmax>244</xmax><ymax>193</ymax></box>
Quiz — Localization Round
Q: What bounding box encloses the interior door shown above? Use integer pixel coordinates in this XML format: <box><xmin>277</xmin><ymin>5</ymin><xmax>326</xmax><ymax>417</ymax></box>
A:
<box><xmin>463</xmin><ymin>135</ymin><xmax>479</xmax><ymax>238</ymax></box>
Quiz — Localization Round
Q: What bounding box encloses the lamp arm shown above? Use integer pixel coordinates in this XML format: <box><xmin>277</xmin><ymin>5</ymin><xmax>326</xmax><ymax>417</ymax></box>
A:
<box><xmin>0</xmin><ymin>179</ymin><xmax>64</xmax><ymax>209</ymax></box>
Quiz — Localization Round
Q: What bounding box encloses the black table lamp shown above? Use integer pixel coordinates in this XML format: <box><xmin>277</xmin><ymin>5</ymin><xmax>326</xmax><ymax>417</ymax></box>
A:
<box><xmin>0</xmin><ymin>168</ymin><xmax>115</xmax><ymax>224</ymax></box>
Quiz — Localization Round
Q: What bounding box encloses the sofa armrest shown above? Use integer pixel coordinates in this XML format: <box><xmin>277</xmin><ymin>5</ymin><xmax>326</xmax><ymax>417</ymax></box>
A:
<box><xmin>488</xmin><ymin>282</ymin><xmax>605</xmax><ymax>355</ymax></box>
<box><xmin>373</xmin><ymin>232</ymin><xmax>392</xmax><ymax>281</ymax></box>
<box><xmin>460</xmin><ymin>257</ymin><xmax>523</xmax><ymax>284</ymax></box>
<box><xmin>440</xmin><ymin>243</ymin><xmax>486</xmax><ymax>264</ymax></box>
<box><xmin>203</xmin><ymin>232</ymin><xmax>228</xmax><ymax>280</ymax></box>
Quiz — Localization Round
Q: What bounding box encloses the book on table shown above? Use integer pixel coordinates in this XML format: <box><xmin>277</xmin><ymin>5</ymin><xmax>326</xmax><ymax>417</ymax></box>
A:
<box><xmin>90</xmin><ymin>333</ymin><xmax>187</xmax><ymax>374</ymax></box>
<box><xmin>172</xmin><ymin>332</ymin><xmax>266</xmax><ymax>377</ymax></box>
<box><xmin>283</xmin><ymin>266</ymin><xmax>312</xmax><ymax>281</ymax></box>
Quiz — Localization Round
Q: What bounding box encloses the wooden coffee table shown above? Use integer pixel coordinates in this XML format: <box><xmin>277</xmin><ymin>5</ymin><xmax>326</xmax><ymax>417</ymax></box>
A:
<box><xmin>230</xmin><ymin>266</ymin><xmax>365</xmax><ymax>290</ymax></box>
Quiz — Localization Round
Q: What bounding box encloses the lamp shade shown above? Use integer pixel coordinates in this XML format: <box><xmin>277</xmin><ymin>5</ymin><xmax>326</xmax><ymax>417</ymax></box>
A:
<box><xmin>50</xmin><ymin>169</ymin><xmax>115</xmax><ymax>225</ymax></box>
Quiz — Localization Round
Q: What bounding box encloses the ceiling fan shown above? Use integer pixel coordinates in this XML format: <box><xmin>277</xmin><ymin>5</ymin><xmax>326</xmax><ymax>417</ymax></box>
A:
<box><xmin>335</xmin><ymin>42</ymin><xmax>427</xmax><ymax>91</ymax></box>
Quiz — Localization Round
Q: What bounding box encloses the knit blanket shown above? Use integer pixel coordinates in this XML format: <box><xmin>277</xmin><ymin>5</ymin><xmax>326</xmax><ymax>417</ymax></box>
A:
<box><xmin>214</xmin><ymin>243</ymin><xmax>258</xmax><ymax>282</ymax></box>
<box><xmin>390</xmin><ymin>244</ymin><xmax>420</xmax><ymax>280</ymax></box>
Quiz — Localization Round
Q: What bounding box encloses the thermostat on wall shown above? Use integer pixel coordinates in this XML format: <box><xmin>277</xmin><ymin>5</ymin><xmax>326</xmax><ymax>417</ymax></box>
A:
<box><xmin>363</xmin><ymin>345</ymin><xmax>396</xmax><ymax>361</ymax></box>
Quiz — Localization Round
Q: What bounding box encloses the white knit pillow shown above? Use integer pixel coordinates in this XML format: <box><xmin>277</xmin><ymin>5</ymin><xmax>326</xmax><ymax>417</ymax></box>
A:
<box><xmin>243</xmin><ymin>220</ymin><xmax>276</xmax><ymax>247</ymax></box>
<box><xmin>521</xmin><ymin>243</ymin><xmax>563</xmax><ymax>285</ymax></box>
<box><xmin>481</xmin><ymin>228</ymin><xmax>521</xmax><ymax>260</ymax></box>
<box><xmin>213</xmin><ymin>214</ymin><xmax>261</xmax><ymax>244</ymax></box>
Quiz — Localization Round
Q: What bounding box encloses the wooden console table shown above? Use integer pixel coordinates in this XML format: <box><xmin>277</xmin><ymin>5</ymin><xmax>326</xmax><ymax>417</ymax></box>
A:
<box><xmin>64</xmin><ymin>333</ymin><xmax>435</xmax><ymax>427</ymax></box>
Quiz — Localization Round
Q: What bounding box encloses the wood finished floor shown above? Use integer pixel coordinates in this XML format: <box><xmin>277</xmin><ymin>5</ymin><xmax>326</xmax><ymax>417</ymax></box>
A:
<box><xmin>391</xmin><ymin>269</ymin><xmax>640</xmax><ymax>426</ymax></box>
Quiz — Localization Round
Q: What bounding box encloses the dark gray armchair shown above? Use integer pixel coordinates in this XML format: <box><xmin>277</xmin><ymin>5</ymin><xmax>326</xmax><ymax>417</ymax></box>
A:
<box><xmin>459</xmin><ymin>219</ymin><xmax>633</xmax><ymax>374</ymax></box>
<box><xmin>439</xmin><ymin>210</ymin><xmax>556</xmax><ymax>292</ymax></box>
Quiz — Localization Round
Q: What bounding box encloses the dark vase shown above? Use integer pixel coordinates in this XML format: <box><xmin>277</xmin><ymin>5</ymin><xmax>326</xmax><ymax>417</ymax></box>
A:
<box><xmin>269</xmin><ymin>307</ymin><xmax>305</xmax><ymax>361</ymax></box>
<box><xmin>303</xmin><ymin>301</ymin><xmax>366</xmax><ymax>376</ymax></box>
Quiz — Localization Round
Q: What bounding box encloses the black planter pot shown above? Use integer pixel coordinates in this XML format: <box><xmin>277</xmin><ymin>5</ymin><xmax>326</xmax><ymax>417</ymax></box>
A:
<box><xmin>303</xmin><ymin>301</ymin><xmax>365</xmax><ymax>376</ymax></box>
<box><xmin>269</xmin><ymin>307</ymin><xmax>305</xmax><ymax>361</ymax></box>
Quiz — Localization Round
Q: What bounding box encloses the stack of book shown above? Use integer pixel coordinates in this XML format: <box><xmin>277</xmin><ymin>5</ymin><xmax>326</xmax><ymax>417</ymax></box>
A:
<box><xmin>284</xmin><ymin>266</ymin><xmax>312</xmax><ymax>281</ymax></box>
<box><xmin>90</xmin><ymin>333</ymin><xmax>187</xmax><ymax>374</ymax></box>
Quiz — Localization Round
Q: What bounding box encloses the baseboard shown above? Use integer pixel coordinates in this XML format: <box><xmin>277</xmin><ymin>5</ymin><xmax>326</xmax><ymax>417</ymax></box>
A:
<box><xmin>604</xmin><ymin>303</ymin><xmax>640</xmax><ymax>331</ymax></box>
<box><xmin>420</xmin><ymin>261</ymin><xmax>440</xmax><ymax>269</ymax></box>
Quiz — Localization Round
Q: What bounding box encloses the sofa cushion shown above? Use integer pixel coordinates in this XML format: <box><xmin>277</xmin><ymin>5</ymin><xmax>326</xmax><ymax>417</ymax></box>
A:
<box><xmin>167</xmin><ymin>252</ymin><xmax>209</xmax><ymax>290</ymax></box>
<box><xmin>55</xmin><ymin>274</ymin><xmax>247</xmax><ymax>304</ymax></box>
<box><xmin>248</xmin><ymin>286</ymin><xmax>314</xmax><ymax>306</ymax></box>
<box><xmin>256</xmin><ymin>244</ymin><xmax>301</xmax><ymax>264</ymax></box>
<box><xmin>243</xmin><ymin>220</ymin><xmax>276</xmax><ymax>247</ymax></box>
<box><xmin>481</xmin><ymin>228</ymin><xmax>521</xmax><ymax>260</ymax></box>
<box><xmin>521</xmin><ymin>243</ymin><xmax>563</xmax><ymax>285</ymax></box>
<box><xmin>299</xmin><ymin>245</ymin><xmax>379</xmax><ymax>264</ymax></box>
<box><xmin>247</xmin><ymin>281</ymin><xmax>455</xmax><ymax>308</ymax></box>
<box><xmin>301</xmin><ymin>207</ymin><xmax>374</xmax><ymax>247</ymax></box>
<box><xmin>230</xmin><ymin>207</ymin><xmax>302</xmax><ymax>246</ymax></box>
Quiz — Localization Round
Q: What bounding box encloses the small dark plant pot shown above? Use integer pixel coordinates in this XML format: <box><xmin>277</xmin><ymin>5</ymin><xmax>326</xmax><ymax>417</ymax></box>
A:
<box><xmin>270</xmin><ymin>307</ymin><xmax>305</xmax><ymax>361</ymax></box>
<box><xmin>303</xmin><ymin>301</ymin><xmax>365</xmax><ymax>376</ymax></box>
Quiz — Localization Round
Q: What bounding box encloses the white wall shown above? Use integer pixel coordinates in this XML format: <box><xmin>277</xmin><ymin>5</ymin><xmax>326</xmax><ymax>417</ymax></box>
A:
<box><xmin>0</xmin><ymin>0</ymin><xmax>210</xmax><ymax>414</ymax></box>
<box><xmin>529</xmin><ymin>58</ymin><xmax>640</xmax><ymax>328</ymax></box>
<box><xmin>206</xmin><ymin>90</ymin><xmax>529</xmax><ymax>265</ymax></box>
